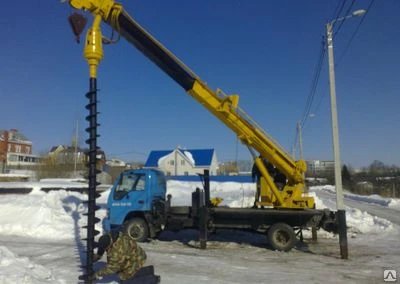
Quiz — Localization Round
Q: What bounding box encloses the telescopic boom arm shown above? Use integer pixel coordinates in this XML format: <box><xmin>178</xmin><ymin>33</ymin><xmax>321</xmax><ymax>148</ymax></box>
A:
<box><xmin>68</xmin><ymin>0</ymin><xmax>313</xmax><ymax>209</ymax></box>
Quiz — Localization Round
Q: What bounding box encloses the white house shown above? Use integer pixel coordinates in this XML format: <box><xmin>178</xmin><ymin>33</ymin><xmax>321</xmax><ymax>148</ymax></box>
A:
<box><xmin>145</xmin><ymin>147</ymin><xmax>218</xmax><ymax>176</ymax></box>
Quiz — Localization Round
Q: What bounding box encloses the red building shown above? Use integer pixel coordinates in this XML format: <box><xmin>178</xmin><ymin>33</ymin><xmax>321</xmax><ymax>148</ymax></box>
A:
<box><xmin>0</xmin><ymin>129</ymin><xmax>40</xmax><ymax>171</ymax></box>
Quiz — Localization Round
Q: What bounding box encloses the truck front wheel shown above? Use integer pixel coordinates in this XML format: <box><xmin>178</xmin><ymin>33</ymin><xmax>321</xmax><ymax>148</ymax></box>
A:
<box><xmin>267</xmin><ymin>223</ymin><xmax>297</xmax><ymax>251</ymax></box>
<box><xmin>124</xmin><ymin>218</ymin><xmax>149</xmax><ymax>242</ymax></box>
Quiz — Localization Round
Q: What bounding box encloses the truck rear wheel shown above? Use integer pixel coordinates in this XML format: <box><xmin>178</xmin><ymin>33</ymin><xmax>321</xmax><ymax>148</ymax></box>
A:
<box><xmin>124</xmin><ymin>218</ymin><xmax>149</xmax><ymax>242</ymax></box>
<box><xmin>267</xmin><ymin>223</ymin><xmax>297</xmax><ymax>251</ymax></box>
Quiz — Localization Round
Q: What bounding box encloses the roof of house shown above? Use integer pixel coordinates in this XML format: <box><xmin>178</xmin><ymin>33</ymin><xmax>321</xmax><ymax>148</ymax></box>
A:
<box><xmin>0</xmin><ymin>129</ymin><xmax>30</xmax><ymax>143</ymax></box>
<box><xmin>145</xmin><ymin>148</ymin><xmax>215</xmax><ymax>167</ymax></box>
<box><xmin>49</xmin><ymin>145</ymin><xmax>64</xmax><ymax>153</ymax></box>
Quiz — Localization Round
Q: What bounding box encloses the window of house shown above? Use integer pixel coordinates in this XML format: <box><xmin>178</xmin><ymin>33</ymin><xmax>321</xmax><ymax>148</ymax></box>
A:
<box><xmin>15</xmin><ymin>145</ymin><xmax>21</xmax><ymax>153</ymax></box>
<box><xmin>7</xmin><ymin>144</ymin><xmax>11</xmax><ymax>152</ymax></box>
<box><xmin>184</xmin><ymin>171</ymin><xmax>188</xmax><ymax>176</ymax></box>
<box><xmin>26</xmin><ymin>146</ymin><xmax>30</xmax><ymax>154</ymax></box>
<box><xmin>170</xmin><ymin>160</ymin><xmax>174</xmax><ymax>166</ymax></box>
<box><xmin>9</xmin><ymin>155</ymin><xmax>17</xmax><ymax>161</ymax></box>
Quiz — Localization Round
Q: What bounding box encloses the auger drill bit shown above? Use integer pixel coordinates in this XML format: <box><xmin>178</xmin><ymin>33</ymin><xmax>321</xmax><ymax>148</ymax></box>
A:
<box><xmin>69</xmin><ymin>13</ymin><xmax>104</xmax><ymax>284</ymax></box>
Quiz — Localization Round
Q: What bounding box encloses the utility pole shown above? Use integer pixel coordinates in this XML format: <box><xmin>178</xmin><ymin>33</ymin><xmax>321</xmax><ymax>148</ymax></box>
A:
<box><xmin>325</xmin><ymin>9</ymin><xmax>366</xmax><ymax>259</ymax></box>
<box><xmin>327</xmin><ymin>9</ymin><xmax>366</xmax><ymax>260</ymax></box>
<box><xmin>297</xmin><ymin>121</ymin><xmax>304</xmax><ymax>160</ymax></box>
<box><xmin>326</xmin><ymin>21</ymin><xmax>348</xmax><ymax>260</ymax></box>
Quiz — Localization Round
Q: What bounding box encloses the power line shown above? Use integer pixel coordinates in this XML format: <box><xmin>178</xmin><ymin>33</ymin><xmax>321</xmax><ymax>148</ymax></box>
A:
<box><xmin>294</xmin><ymin>37</ymin><xmax>326</xmax><ymax>157</ymax></box>
<box><xmin>294</xmin><ymin>0</ymin><xmax>354</xmax><ymax>156</ymax></box>
<box><xmin>333</xmin><ymin>0</ymin><xmax>356</xmax><ymax>38</ymax></box>
<box><xmin>331</xmin><ymin>0</ymin><xmax>347</xmax><ymax>22</ymax></box>
<box><xmin>300</xmin><ymin>36</ymin><xmax>326</xmax><ymax>129</ymax></box>
<box><xmin>336</xmin><ymin>0</ymin><xmax>376</xmax><ymax>66</ymax></box>
<box><xmin>311</xmin><ymin>89</ymin><xmax>328</xmax><ymax>121</ymax></box>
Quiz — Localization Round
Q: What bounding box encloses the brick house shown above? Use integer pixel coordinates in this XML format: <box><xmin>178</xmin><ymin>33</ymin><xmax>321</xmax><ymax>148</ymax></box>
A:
<box><xmin>0</xmin><ymin>129</ymin><xmax>40</xmax><ymax>171</ymax></box>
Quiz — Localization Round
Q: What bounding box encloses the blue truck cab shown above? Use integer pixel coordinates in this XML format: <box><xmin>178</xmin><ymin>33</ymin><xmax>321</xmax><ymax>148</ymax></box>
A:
<box><xmin>104</xmin><ymin>168</ymin><xmax>168</xmax><ymax>241</ymax></box>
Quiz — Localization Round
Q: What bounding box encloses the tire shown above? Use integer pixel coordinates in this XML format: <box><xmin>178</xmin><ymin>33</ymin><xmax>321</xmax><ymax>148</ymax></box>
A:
<box><xmin>124</xmin><ymin>218</ymin><xmax>149</xmax><ymax>242</ymax></box>
<box><xmin>267</xmin><ymin>223</ymin><xmax>297</xmax><ymax>251</ymax></box>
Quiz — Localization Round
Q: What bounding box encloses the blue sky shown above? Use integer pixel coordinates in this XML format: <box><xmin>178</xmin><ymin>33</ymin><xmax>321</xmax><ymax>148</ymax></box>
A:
<box><xmin>1</xmin><ymin>0</ymin><xmax>399</xmax><ymax>168</ymax></box>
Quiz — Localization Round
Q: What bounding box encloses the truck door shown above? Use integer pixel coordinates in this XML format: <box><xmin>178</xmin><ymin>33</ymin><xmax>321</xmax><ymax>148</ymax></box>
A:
<box><xmin>112</xmin><ymin>172</ymin><xmax>149</xmax><ymax>212</ymax></box>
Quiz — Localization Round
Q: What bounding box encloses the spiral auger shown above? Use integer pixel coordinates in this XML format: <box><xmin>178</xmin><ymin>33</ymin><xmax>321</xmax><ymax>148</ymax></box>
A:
<box><xmin>69</xmin><ymin>13</ymin><xmax>104</xmax><ymax>284</ymax></box>
<box><xmin>79</xmin><ymin>81</ymin><xmax>102</xmax><ymax>283</ymax></box>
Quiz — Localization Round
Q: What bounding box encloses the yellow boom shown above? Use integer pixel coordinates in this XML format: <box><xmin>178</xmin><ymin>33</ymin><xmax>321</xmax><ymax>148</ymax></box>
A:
<box><xmin>67</xmin><ymin>0</ymin><xmax>314</xmax><ymax>209</ymax></box>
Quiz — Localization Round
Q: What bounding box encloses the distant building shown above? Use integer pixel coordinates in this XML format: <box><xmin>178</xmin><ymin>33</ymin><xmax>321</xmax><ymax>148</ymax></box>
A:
<box><xmin>48</xmin><ymin>145</ymin><xmax>106</xmax><ymax>169</ymax></box>
<box><xmin>145</xmin><ymin>147</ymin><xmax>218</xmax><ymax>176</ymax></box>
<box><xmin>106</xmin><ymin>158</ymin><xmax>127</xmax><ymax>167</ymax></box>
<box><xmin>48</xmin><ymin>145</ymin><xmax>85</xmax><ymax>165</ymax></box>
<box><xmin>0</xmin><ymin>129</ymin><xmax>40</xmax><ymax>171</ymax></box>
<box><xmin>306</xmin><ymin>160</ymin><xmax>335</xmax><ymax>177</ymax></box>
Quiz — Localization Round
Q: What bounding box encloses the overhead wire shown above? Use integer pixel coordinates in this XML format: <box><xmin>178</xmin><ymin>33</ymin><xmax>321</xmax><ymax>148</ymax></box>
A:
<box><xmin>333</xmin><ymin>0</ymin><xmax>356</xmax><ymax>39</ymax></box>
<box><xmin>336</xmin><ymin>0</ymin><xmax>376</xmax><ymax>67</ymax></box>
<box><xmin>293</xmin><ymin>0</ymin><xmax>349</xmax><ymax>156</ymax></box>
<box><xmin>303</xmin><ymin>0</ymin><xmax>374</xmax><ymax>127</ymax></box>
<box><xmin>331</xmin><ymin>0</ymin><xmax>347</xmax><ymax>24</ymax></box>
<box><xmin>300</xmin><ymin>37</ymin><xmax>326</xmax><ymax>129</ymax></box>
<box><xmin>293</xmin><ymin>36</ymin><xmax>326</xmax><ymax>157</ymax></box>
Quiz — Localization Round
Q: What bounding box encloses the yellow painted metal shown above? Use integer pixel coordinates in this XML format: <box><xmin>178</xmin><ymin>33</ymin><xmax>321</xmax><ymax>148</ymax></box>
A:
<box><xmin>254</xmin><ymin>157</ymin><xmax>284</xmax><ymax>206</ymax></box>
<box><xmin>187</xmin><ymin>80</ymin><xmax>313</xmax><ymax>208</ymax></box>
<box><xmin>68</xmin><ymin>0</ymin><xmax>314</xmax><ymax>209</ymax></box>
<box><xmin>84</xmin><ymin>15</ymin><xmax>103</xmax><ymax>78</ymax></box>
<box><xmin>210</xmin><ymin>197</ymin><xmax>224</xmax><ymax>207</ymax></box>
<box><xmin>69</xmin><ymin>0</ymin><xmax>115</xmax><ymax>20</ymax></box>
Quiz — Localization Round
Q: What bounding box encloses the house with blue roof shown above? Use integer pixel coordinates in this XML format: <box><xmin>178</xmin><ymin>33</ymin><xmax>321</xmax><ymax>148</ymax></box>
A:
<box><xmin>144</xmin><ymin>147</ymin><xmax>218</xmax><ymax>176</ymax></box>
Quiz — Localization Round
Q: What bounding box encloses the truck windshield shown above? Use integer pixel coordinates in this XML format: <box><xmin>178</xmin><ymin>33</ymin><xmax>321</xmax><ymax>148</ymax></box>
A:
<box><xmin>114</xmin><ymin>173</ymin><xmax>146</xmax><ymax>200</ymax></box>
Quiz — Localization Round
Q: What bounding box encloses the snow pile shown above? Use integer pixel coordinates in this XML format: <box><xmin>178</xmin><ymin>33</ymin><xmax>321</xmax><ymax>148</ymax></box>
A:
<box><xmin>0</xmin><ymin>180</ymin><xmax>88</xmax><ymax>192</ymax></box>
<box><xmin>0</xmin><ymin>190</ymin><xmax>85</xmax><ymax>239</ymax></box>
<box><xmin>0</xmin><ymin>180</ymin><xmax>398</xmax><ymax>283</ymax></box>
<box><xmin>346</xmin><ymin>208</ymin><xmax>393</xmax><ymax>234</ymax></box>
<box><xmin>0</xmin><ymin>181</ymin><xmax>396</xmax><ymax>241</ymax></box>
<box><xmin>388</xmin><ymin>198</ymin><xmax>400</xmax><ymax>210</ymax></box>
<box><xmin>39</xmin><ymin>178</ymin><xmax>87</xmax><ymax>183</ymax></box>
<box><xmin>310</xmin><ymin>185</ymin><xmax>394</xmax><ymax>234</ymax></box>
<box><xmin>166</xmin><ymin>180</ymin><xmax>255</xmax><ymax>207</ymax></box>
<box><xmin>0</xmin><ymin>246</ymin><xmax>56</xmax><ymax>283</ymax></box>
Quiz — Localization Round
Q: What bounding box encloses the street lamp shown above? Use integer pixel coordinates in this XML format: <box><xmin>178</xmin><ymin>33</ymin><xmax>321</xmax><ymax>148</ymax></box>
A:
<box><xmin>326</xmin><ymin>9</ymin><xmax>366</xmax><ymax>260</ymax></box>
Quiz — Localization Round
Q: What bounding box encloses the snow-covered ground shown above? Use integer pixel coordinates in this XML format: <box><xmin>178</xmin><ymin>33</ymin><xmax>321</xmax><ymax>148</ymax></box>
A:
<box><xmin>0</xmin><ymin>180</ymin><xmax>399</xmax><ymax>283</ymax></box>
